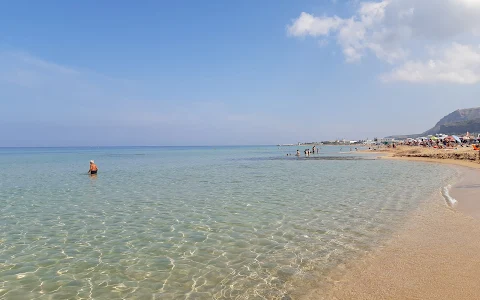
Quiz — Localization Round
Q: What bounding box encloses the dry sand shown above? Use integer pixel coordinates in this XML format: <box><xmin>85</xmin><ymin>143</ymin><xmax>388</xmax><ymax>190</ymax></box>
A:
<box><xmin>300</xmin><ymin>149</ymin><xmax>480</xmax><ymax>300</ymax></box>
<box><xmin>362</xmin><ymin>145</ymin><xmax>480</xmax><ymax>164</ymax></box>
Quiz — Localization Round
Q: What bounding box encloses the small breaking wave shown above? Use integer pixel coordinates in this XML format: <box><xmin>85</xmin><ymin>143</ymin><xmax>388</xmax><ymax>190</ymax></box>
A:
<box><xmin>442</xmin><ymin>184</ymin><xmax>458</xmax><ymax>208</ymax></box>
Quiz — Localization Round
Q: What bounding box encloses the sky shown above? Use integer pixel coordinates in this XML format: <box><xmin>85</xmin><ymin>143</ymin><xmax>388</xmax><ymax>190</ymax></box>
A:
<box><xmin>1</xmin><ymin>0</ymin><xmax>480</xmax><ymax>146</ymax></box>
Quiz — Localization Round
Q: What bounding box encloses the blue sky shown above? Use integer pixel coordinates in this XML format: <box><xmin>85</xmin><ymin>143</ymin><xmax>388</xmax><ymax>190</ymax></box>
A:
<box><xmin>1</xmin><ymin>0</ymin><xmax>480</xmax><ymax>146</ymax></box>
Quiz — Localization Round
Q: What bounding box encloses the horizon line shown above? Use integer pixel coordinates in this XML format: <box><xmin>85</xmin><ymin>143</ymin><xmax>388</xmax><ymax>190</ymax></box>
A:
<box><xmin>0</xmin><ymin>144</ymin><xmax>280</xmax><ymax>149</ymax></box>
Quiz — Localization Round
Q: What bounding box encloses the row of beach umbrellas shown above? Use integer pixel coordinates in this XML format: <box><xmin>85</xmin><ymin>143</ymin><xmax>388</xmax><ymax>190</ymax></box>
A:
<box><xmin>410</xmin><ymin>135</ymin><xmax>466</xmax><ymax>143</ymax></box>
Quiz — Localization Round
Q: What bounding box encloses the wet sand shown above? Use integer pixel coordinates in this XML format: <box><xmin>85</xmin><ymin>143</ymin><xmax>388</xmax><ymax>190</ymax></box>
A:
<box><xmin>301</xmin><ymin>157</ymin><xmax>480</xmax><ymax>300</ymax></box>
<box><xmin>450</xmin><ymin>168</ymin><xmax>480</xmax><ymax>220</ymax></box>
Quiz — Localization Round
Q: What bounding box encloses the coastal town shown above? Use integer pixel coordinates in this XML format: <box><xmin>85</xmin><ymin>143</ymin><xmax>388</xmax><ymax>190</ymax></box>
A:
<box><xmin>291</xmin><ymin>107</ymin><xmax>480</xmax><ymax>163</ymax></box>
<box><xmin>283</xmin><ymin>132</ymin><xmax>480</xmax><ymax>147</ymax></box>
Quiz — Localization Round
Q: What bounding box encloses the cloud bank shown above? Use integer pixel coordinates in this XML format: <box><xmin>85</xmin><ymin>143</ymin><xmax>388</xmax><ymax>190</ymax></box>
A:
<box><xmin>287</xmin><ymin>0</ymin><xmax>480</xmax><ymax>84</ymax></box>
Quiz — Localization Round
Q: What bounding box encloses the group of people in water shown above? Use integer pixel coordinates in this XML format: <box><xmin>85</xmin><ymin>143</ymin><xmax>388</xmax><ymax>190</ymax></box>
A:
<box><xmin>287</xmin><ymin>145</ymin><xmax>319</xmax><ymax>157</ymax></box>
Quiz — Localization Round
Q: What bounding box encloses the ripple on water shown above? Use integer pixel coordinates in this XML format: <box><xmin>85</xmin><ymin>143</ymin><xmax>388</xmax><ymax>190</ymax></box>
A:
<box><xmin>0</xmin><ymin>147</ymin><xmax>458</xmax><ymax>299</ymax></box>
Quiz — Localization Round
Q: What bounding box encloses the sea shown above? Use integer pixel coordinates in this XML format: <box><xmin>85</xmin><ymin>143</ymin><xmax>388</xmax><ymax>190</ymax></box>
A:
<box><xmin>0</xmin><ymin>146</ymin><xmax>458</xmax><ymax>299</ymax></box>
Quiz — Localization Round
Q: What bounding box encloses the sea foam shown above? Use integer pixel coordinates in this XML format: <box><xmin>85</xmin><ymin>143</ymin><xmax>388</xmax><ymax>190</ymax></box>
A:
<box><xmin>442</xmin><ymin>184</ymin><xmax>458</xmax><ymax>207</ymax></box>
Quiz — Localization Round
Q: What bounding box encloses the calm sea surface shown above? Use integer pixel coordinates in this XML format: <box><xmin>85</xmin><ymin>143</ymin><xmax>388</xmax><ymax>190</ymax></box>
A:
<box><xmin>0</xmin><ymin>146</ymin><xmax>457</xmax><ymax>299</ymax></box>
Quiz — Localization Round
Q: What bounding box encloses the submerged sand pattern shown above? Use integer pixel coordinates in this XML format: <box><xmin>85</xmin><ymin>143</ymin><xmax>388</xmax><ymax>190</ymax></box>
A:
<box><xmin>301</xmin><ymin>155</ymin><xmax>480</xmax><ymax>300</ymax></box>
<box><xmin>0</xmin><ymin>147</ymin><xmax>458</xmax><ymax>299</ymax></box>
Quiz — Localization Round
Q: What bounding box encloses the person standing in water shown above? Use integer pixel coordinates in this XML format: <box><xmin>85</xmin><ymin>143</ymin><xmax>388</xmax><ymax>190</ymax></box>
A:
<box><xmin>88</xmin><ymin>160</ymin><xmax>98</xmax><ymax>175</ymax></box>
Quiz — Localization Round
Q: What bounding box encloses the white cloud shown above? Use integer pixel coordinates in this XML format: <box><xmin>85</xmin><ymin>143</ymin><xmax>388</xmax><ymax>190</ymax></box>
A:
<box><xmin>382</xmin><ymin>43</ymin><xmax>480</xmax><ymax>84</ymax></box>
<box><xmin>287</xmin><ymin>12</ymin><xmax>343</xmax><ymax>37</ymax></box>
<box><xmin>13</xmin><ymin>52</ymin><xmax>79</xmax><ymax>75</ymax></box>
<box><xmin>0</xmin><ymin>51</ymin><xmax>78</xmax><ymax>88</ymax></box>
<box><xmin>287</xmin><ymin>0</ymin><xmax>480</xmax><ymax>84</ymax></box>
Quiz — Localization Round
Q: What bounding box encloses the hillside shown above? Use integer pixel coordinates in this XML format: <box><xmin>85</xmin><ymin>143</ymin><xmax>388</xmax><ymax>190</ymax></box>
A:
<box><xmin>387</xmin><ymin>107</ymin><xmax>480</xmax><ymax>138</ymax></box>
<box><xmin>432</xmin><ymin>119</ymin><xmax>480</xmax><ymax>135</ymax></box>
<box><xmin>422</xmin><ymin>107</ymin><xmax>480</xmax><ymax>136</ymax></box>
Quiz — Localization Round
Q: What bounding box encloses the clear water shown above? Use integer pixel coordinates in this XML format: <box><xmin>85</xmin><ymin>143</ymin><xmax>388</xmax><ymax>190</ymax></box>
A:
<box><xmin>0</xmin><ymin>146</ymin><xmax>456</xmax><ymax>299</ymax></box>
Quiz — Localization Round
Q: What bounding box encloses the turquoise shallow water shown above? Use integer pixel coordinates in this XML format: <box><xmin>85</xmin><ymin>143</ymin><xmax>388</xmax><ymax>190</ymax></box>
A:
<box><xmin>0</xmin><ymin>146</ymin><xmax>457</xmax><ymax>299</ymax></box>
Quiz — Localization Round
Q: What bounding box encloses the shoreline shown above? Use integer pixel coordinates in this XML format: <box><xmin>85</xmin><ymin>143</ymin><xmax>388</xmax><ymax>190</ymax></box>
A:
<box><xmin>380</xmin><ymin>148</ymin><xmax>480</xmax><ymax>220</ymax></box>
<box><xmin>301</xmin><ymin>152</ymin><xmax>480</xmax><ymax>299</ymax></box>
<box><xmin>361</xmin><ymin>145</ymin><xmax>480</xmax><ymax>168</ymax></box>
<box><xmin>382</xmin><ymin>155</ymin><xmax>480</xmax><ymax>170</ymax></box>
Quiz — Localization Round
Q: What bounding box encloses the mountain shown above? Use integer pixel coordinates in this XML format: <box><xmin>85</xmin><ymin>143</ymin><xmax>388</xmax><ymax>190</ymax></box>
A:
<box><xmin>422</xmin><ymin>107</ymin><xmax>480</xmax><ymax>136</ymax></box>
<box><xmin>431</xmin><ymin>119</ymin><xmax>480</xmax><ymax>135</ymax></box>
<box><xmin>386</xmin><ymin>107</ymin><xmax>480</xmax><ymax>138</ymax></box>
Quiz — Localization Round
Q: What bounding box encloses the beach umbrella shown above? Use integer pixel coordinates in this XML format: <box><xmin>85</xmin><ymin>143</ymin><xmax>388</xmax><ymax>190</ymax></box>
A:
<box><xmin>430</xmin><ymin>136</ymin><xmax>439</xmax><ymax>140</ymax></box>
<box><xmin>452</xmin><ymin>135</ymin><xmax>462</xmax><ymax>143</ymax></box>
<box><xmin>445</xmin><ymin>136</ymin><xmax>455</xmax><ymax>142</ymax></box>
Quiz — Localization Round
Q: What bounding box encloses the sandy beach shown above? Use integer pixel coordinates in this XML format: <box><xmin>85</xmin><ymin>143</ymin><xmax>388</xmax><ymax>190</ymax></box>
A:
<box><xmin>363</xmin><ymin>144</ymin><xmax>480</xmax><ymax>164</ymax></box>
<box><xmin>301</xmin><ymin>147</ymin><xmax>480</xmax><ymax>300</ymax></box>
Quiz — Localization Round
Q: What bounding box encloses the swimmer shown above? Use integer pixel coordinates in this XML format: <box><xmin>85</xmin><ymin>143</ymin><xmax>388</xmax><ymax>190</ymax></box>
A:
<box><xmin>88</xmin><ymin>160</ymin><xmax>98</xmax><ymax>175</ymax></box>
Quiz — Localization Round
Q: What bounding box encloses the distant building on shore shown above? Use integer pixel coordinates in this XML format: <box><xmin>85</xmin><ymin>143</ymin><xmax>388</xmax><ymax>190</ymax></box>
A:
<box><xmin>379</xmin><ymin>138</ymin><xmax>399</xmax><ymax>144</ymax></box>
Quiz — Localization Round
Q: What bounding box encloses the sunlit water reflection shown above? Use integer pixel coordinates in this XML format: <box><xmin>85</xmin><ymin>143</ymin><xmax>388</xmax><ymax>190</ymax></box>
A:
<box><xmin>0</xmin><ymin>146</ymin><xmax>456</xmax><ymax>299</ymax></box>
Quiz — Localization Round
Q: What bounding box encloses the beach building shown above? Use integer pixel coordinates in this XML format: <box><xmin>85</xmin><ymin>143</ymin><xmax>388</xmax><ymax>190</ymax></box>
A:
<box><xmin>379</xmin><ymin>138</ymin><xmax>398</xmax><ymax>144</ymax></box>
